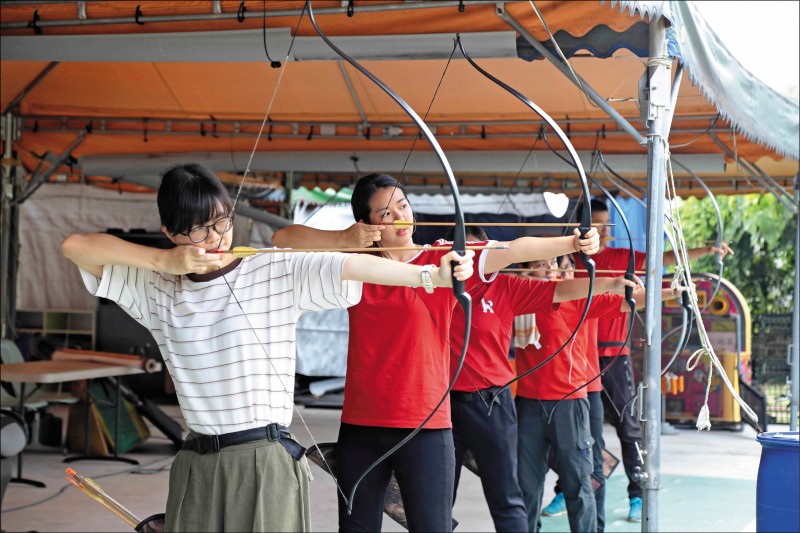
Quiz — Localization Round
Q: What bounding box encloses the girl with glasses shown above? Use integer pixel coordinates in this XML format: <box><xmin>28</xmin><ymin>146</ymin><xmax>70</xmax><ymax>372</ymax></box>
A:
<box><xmin>60</xmin><ymin>163</ymin><xmax>474</xmax><ymax>533</ymax></box>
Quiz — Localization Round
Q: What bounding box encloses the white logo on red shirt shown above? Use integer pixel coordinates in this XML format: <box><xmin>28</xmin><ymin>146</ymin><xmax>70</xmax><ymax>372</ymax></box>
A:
<box><xmin>481</xmin><ymin>298</ymin><xmax>495</xmax><ymax>314</ymax></box>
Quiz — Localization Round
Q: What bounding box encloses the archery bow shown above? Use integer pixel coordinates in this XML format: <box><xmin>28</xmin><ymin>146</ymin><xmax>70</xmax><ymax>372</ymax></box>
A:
<box><xmin>518</xmin><ymin>145</ymin><xmax>637</xmax><ymax>416</ymax></box>
<box><xmin>211</xmin><ymin>0</ymin><xmax>362</xmax><ymax>510</ymax></box>
<box><xmin>306</xmin><ymin>1</ymin><xmax>472</xmax><ymax>514</ymax></box>
<box><xmin>547</xmin><ymin>174</ymin><xmax>637</xmax><ymax>412</ymax></box>
<box><xmin>455</xmin><ymin>35</ymin><xmax>595</xmax><ymax>412</ymax></box>
<box><xmin>596</xmin><ymin>150</ymin><xmax>694</xmax><ymax>372</ymax></box>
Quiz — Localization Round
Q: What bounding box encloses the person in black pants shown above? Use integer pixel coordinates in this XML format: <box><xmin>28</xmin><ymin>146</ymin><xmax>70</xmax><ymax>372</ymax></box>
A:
<box><xmin>599</xmin><ymin>354</ymin><xmax>642</xmax><ymax>513</ymax></box>
<box><xmin>564</xmin><ymin>199</ymin><xmax>733</xmax><ymax>523</ymax></box>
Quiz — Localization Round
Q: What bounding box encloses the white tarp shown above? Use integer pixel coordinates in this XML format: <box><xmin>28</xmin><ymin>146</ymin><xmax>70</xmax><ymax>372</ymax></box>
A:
<box><xmin>293</xmin><ymin>191</ymin><xmax>556</xmax><ymax>225</ymax></box>
<box><xmin>16</xmin><ymin>183</ymin><xmax>160</xmax><ymax>311</ymax></box>
<box><xmin>614</xmin><ymin>0</ymin><xmax>799</xmax><ymax>160</ymax></box>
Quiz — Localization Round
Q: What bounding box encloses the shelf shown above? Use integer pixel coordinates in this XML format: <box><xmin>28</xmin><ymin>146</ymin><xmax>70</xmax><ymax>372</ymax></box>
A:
<box><xmin>14</xmin><ymin>309</ymin><xmax>96</xmax><ymax>353</ymax></box>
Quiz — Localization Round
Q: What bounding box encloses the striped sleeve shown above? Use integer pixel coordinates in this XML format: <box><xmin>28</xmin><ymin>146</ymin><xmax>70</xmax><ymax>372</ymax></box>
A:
<box><xmin>79</xmin><ymin>264</ymin><xmax>155</xmax><ymax>328</ymax></box>
<box><xmin>289</xmin><ymin>252</ymin><xmax>362</xmax><ymax>313</ymax></box>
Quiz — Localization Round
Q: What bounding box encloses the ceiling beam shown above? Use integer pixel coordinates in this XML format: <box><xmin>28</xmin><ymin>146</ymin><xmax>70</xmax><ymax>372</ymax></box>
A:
<box><xmin>0</xmin><ymin>1</ymin><xmax>502</xmax><ymax>30</ymax></box>
<box><xmin>1</xmin><ymin>29</ymin><xmax>517</xmax><ymax>62</ymax></box>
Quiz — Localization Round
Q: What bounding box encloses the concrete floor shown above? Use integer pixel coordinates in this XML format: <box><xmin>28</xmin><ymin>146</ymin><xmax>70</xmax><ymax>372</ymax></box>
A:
<box><xmin>1</xmin><ymin>401</ymin><xmax>774</xmax><ymax>532</ymax></box>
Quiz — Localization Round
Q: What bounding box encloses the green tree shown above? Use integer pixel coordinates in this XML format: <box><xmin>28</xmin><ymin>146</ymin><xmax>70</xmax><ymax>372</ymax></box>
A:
<box><xmin>678</xmin><ymin>193</ymin><xmax>797</xmax><ymax>321</ymax></box>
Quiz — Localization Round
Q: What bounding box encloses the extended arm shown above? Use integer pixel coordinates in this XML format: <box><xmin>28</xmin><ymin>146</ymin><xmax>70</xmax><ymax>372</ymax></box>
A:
<box><xmin>62</xmin><ymin>233</ymin><xmax>224</xmax><ymax>277</ymax></box>
<box><xmin>552</xmin><ymin>275</ymin><xmax>679</xmax><ymax>312</ymax></box>
<box><xmin>662</xmin><ymin>242</ymin><xmax>734</xmax><ymax>266</ymax></box>
<box><xmin>484</xmin><ymin>228</ymin><xmax>600</xmax><ymax>274</ymax></box>
<box><xmin>553</xmin><ymin>275</ymin><xmax>640</xmax><ymax>303</ymax></box>
<box><xmin>342</xmin><ymin>250</ymin><xmax>474</xmax><ymax>288</ymax></box>
<box><xmin>629</xmin><ymin>287</ymin><xmax>683</xmax><ymax>311</ymax></box>
<box><xmin>272</xmin><ymin>223</ymin><xmax>384</xmax><ymax>249</ymax></box>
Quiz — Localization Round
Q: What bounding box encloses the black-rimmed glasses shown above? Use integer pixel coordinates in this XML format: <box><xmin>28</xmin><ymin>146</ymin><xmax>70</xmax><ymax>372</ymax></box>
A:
<box><xmin>183</xmin><ymin>215</ymin><xmax>234</xmax><ymax>243</ymax></box>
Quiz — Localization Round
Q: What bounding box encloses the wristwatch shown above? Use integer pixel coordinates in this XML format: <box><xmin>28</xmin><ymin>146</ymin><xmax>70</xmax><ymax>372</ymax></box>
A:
<box><xmin>420</xmin><ymin>265</ymin><xmax>435</xmax><ymax>294</ymax></box>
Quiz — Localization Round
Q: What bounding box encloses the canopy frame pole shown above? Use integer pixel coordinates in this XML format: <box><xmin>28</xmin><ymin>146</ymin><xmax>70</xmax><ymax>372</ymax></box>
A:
<box><xmin>792</xmin><ymin>172</ymin><xmax>799</xmax><ymax>431</ymax></box>
<box><xmin>496</xmin><ymin>3</ymin><xmax>647</xmax><ymax>146</ymax></box>
<box><xmin>0</xmin><ymin>0</ymin><xmax>504</xmax><ymax>30</ymax></box>
<box><xmin>12</xmin><ymin>132</ymin><xmax>86</xmax><ymax>206</ymax></box>
<box><xmin>709</xmin><ymin>134</ymin><xmax>798</xmax><ymax>213</ymax></box>
<box><xmin>338</xmin><ymin>61</ymin><xmax>370</xmax><ymax>136</ymax></box>
<box><xmin>3</xmin><ymin>61</ymin><xmax>59</xmax><ymax>114</ymax></box>
<box><xmin>1</xmin><ymin>112</ymin><xmax>21</xmax><ymax>339</ymax></box>
<box><xmin>641</xmin><ymin>16</ymin><xmax>671</xmax><ymax>532</ymax></box>
<box><xmin>664</xmin><ymin>62</ymin><xmax>684</xmax><ymax>139</ymax></box>
<box><xmin>747</xmin><ymin>160</ymin><xmax>799</xmax><ymax>210</ymax></box>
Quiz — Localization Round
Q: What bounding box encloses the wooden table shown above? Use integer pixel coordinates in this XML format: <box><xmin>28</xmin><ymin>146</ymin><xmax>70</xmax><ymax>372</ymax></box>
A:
<box><xmin>1</xmin><ymin>360</ymin><xmax>144</xmax><ymax>487</ymax></box>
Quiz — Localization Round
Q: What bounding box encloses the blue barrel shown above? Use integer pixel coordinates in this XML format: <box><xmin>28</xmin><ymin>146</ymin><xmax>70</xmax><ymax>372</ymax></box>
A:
<box><xmin>756</xmin><ymin>431</ymin><xmax>800</xmax><ymax>532</ymax></box>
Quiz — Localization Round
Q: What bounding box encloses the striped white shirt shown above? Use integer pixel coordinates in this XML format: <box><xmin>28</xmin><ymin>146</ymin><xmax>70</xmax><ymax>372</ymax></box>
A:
<box><xmin>79</xmin><ymin>252</ymin><xmax>361</xmax><ymax>434</ymax></box>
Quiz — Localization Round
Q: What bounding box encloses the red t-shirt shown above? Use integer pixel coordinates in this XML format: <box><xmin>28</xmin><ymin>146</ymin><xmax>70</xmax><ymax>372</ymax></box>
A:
<box><xmin>574</xmin><ymin>296</ymin><xmax>625</xmax><ymax>393</ymax></box>
<box><xmin>583</xmin><ymin>320</ymin><xmax>602</xmax><ymax>392</ymax></box>
<box><xmin>449</xmin><ymin>275</ymin><xmax>557</xmax><ymax>391</ymax></box>
<box><xmin>342</xmin><ymin>240</ymin><xmax>488</xmax><ymax>429</ymax></box>
<box><xmin>515</xmin><ymin>293</ymin><xmax>623</xmax><ymax>400</ymax></box>
<box><xmin>574</xmin><ymin>247</ymin><xmax>645</xmax><ymax>357</ymax></box>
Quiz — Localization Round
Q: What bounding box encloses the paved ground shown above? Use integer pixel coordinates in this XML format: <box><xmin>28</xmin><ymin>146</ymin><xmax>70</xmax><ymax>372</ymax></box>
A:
<box><xmin>1</xmin><ymin>402</ymin><xmax>777</xmax><ymax>532</ymax></box>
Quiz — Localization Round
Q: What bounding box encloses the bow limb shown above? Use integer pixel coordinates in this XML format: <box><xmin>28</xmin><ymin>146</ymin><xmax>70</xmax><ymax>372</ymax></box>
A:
<box><xmin>456</xmin><ymin>36</ymin><xmax>594</xmax><ymax>409</ymax></box>
<box><xmin>597</xmin><ymin>154</ymin><xmax>693</xmax><ymax>362</ymax></box>
<box><xmin>546</xmin><ymin>176</ymin><xmax>637</xmax><ymax>412</ymax></box>
<box><xmin>672</xmin><ymin>158</ymin><xmax>724</xmax><ymax>312</ymax></box>
<box><xmin>306</xmin><ymin>2</ymin><xmax>471</xmax><ymax>514</ymax></box>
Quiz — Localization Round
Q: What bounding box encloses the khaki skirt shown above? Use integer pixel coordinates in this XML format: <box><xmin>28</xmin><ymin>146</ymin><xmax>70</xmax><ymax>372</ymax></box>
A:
<box><xmin>165</xmin><ymin>433</ymin><xmax>312</xmax><ymax>532</ymax></box>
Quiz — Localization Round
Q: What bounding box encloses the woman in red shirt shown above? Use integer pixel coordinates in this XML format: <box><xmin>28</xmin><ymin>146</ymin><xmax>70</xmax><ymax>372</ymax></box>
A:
<box><xmin>272</xmin><ymin>174</ymin><xmax>601</xmax><ymax>532</ymax></box>
<box><xmin>449</xmin><ymin>240</ymin><xmax>640</xmax><ymax>532</ymax></box>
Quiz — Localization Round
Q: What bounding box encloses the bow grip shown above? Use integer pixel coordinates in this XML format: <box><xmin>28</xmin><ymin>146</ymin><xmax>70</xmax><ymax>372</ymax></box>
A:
<box><xmin>624</xmin><ymin>271</ymin><xmax>636</xmax><ymax>309</ymax></box>
<box><xmin>451</xmin><ymin>257</ymin><xmax>465</xmax><ymax>295</ymax></box>
<box><xmin>577</xmin><ymin>223</ymin><xmax>594</xmax><ymax>280</ymax></box>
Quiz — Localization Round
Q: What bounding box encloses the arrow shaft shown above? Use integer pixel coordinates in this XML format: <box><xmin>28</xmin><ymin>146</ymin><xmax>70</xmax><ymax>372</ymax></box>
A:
<box><xmin>219</xmin><ymin>244</ymin><xmax>508</xmax><ymax>256</ymax></box>
<box><xmin>394</xmin><ymin>221</ymin><xmax>614</xmax><ymax>228</ymax></box>
<box><xmin>501</xmin><ymin>268</ymin><xmax>647</xmax><ymax>274</ymax></box>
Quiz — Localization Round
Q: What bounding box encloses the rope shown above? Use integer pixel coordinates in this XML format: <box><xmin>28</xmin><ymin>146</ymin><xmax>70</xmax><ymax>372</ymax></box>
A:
<box><xmin>663</xmin><ymin>143</ymin><xmax>760</xmax><ymax>431</ymax></box>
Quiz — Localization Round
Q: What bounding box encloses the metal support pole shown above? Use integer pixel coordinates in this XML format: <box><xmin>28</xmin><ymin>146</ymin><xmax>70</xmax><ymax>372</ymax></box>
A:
<box><xmin>709</xmin><ymin>134</ymin><xmax>798</xmax><ymax>213</ymax></box>
<box><xmin>1</xmin><ymin>112</ymin><xmax>20</xmax><ymax>340</ymax></box>
<box><xmin>641</xmin><ymin>17</ymin><xmax>670</xmax><ymax>532</ymax></box>
<box><xmin>792</xmin><ymin>173</ymin><xmax>799</xmax><ymax>431</ymax></box>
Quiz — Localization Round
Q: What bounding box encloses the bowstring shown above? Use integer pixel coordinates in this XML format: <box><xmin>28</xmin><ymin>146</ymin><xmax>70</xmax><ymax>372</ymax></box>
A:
<box><xmin>375</xmin><ymin>38</ymin><xmax>458</xmax><ymax>246</ymax></box>
<box><xmin>232</xmin><ymin>4</ymin><xmax>305</xmax><ymax>212</ymax></box>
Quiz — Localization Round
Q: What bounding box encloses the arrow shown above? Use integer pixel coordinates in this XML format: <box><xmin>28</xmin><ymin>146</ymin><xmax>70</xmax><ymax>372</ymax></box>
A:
<box><xmin>390</xmin><ymin>221</ymin><xmax>615</xmax><ymax>228</ymax></box>
<box><xmin>214</xmin><ymin>244</ymin><xmax>509</xmax><ymax>258</ymax></box>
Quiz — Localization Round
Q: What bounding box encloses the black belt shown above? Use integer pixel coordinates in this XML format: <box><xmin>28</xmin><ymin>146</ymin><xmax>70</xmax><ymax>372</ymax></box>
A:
<box><xmin>598</xmin><ymin>341</ymin><xmax>627</xmax><ymax>347</ymax></box>
<box><xmin>450</xmin><ymin>387</ymin><xmax>503</xmax><ymax>403</ymax></box>
<box><xmin>182</xmin><ymin>423</ymin><xmax>305</xmax><ymax>461</ymax></box>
